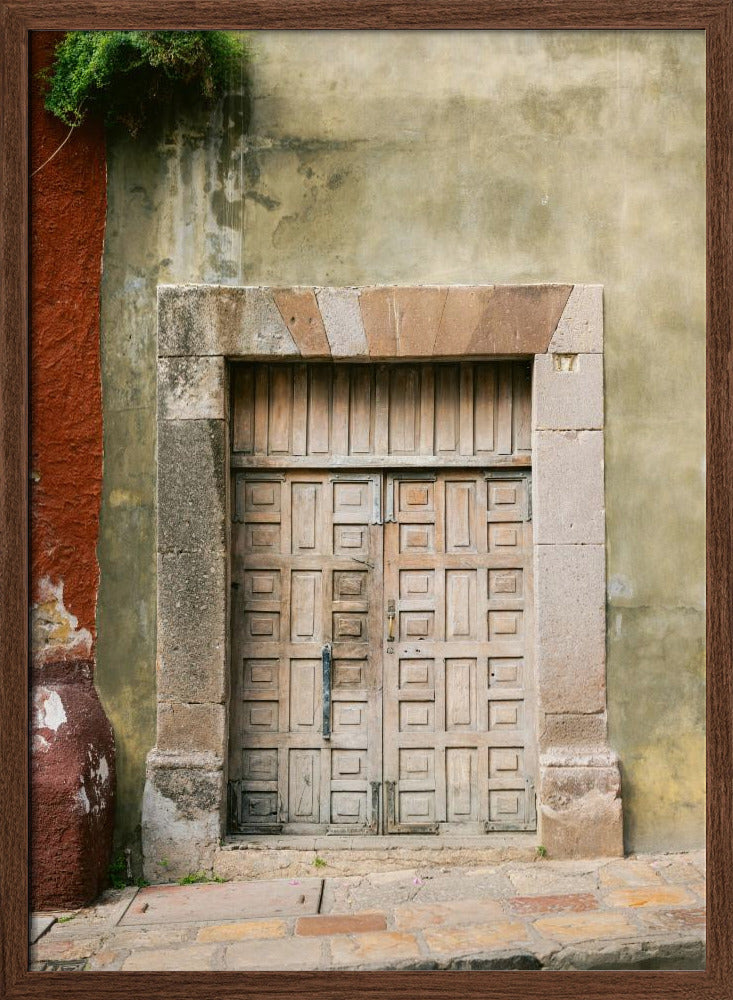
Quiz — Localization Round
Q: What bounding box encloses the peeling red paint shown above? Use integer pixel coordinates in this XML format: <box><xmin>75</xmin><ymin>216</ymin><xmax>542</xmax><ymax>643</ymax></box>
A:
<box><xmin>30</xmin><ymin>32</ymin><xmax>105</xmax><ymax>646</ymax></box>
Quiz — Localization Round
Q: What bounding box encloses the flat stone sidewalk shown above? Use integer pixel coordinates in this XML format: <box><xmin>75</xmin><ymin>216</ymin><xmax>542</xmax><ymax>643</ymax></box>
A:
<box><xmin>30</xmin><ymin>850</ymin><xmax>705</xmax><ymax>972</ymax></box>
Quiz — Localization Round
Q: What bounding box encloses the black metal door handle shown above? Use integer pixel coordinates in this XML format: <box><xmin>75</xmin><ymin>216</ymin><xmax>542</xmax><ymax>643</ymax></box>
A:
<box><xmin>322</xmin><ymin>642</ymin><xmax>332</xmax><ymax>739</ymax></box>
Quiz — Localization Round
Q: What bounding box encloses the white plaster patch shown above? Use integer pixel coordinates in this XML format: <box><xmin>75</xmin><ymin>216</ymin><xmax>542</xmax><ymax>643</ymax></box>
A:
<box><xmin>32</xmin><ymin>577</ymin><xmax>93</xmax><ymax>664</ymax></box>
<box><xmin>613</xmin><ymin>612</ymin><xmax>623</xmax><ymax>638</ymax></box>
<box><xmin>608</xmin><ymin>575</ymin><xmax>633</xmax><ymax>600</ymax></box>
<box><xmin>33</xmin><ymin>687</ymin><xmax>67</xmax><ymax>732</ymax></box>
<box><xmin>96</xmin><ymin>756</ymin><xmax>110</xmax><ymax>784</ymax></box>
<box><xmin>76</xmin><ymin>786</ymin><xmax>91</xmax><ymax>814</ymax></box>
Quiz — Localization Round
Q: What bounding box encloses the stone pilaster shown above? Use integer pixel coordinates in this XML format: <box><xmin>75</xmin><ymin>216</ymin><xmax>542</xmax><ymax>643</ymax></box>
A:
<box><xmin>142</xmin><ymin>343</ymin><xmax>230</xmax><ymax>880</ymax></box>
<box><xmin>532</xmin><ymin>288</ymin><xmax>623</xmax><ymax>858</ymax></box>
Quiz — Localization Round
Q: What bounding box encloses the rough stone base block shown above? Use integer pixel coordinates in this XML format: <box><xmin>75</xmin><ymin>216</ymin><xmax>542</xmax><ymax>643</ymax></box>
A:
<box><xmin>142</xmin><ymin>750</ymin><xmax>225</xmax><ymax>882</ymax></box>
<box><xmin>31</xmin><ymin>659</ymin><xmax>116</xmax><ymax>909</ymax></box>
<box><xmin>538</xmin><ymin>755</ymin><xmax>623</xmax><ymax>859</ymax></box>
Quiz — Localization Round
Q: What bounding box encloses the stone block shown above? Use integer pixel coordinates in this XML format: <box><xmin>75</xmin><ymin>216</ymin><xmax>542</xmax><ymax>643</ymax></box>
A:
<box><xmin>507</xmin><ymin>893</ymin><xmax>599</xmax><ymax>916</ymax></box>
<box><xmin>296</xmin><ymin>912</ymin><xmax>387</xmax><ymax>936</ymax></box>
<box><xmin>540</xmin><ymin>713</ymin><xmax>608</xmax><ymax>749</ymax></box>
<box><xmin>532</xmin><ymin>353</ymin><xmax>603</xmax><ymax>431</ymax></box>
<box><xmin>141</xmin><ymin>751</ymin><xmax>224</xmax><ymax>882</ymax></box>
<box><xmin>122</xmin><ymin>944</ymin><xmax>219</xmax><ymax>971</ymax></box>
<box><xmin>158</xmin><ymin>285</ymin><xmax>299</xmax><ymax>358</ymax></box>
<box><xmin>124</xmin><ymin>874</ymin><xmax>322</xmax><ymax>922</ymax></box>
<box><xmin>428</xmin><ymin>285</ymin><xmax>572</xmax><ymax>357</ymax></box>
<box><xmin>548</xmin><ymin>285</ymin><xmax>603</xmax><ymax>354</ymax></box>
<box><xmin>329</xmin><ymin>930</ymin><xmax>421</xmax><ymax>967</ymax></box>
<box><xmin>535</xmin><ymin>545</ymin><xmax>606</xmax><ymax>714</ymax></box>
<box><xmin>198</xmin><ymin>919</ymin><xmax>288</xmax><ymax>942</ymax></box>
<box><xmin>31</xmin><ymin>935</ymin><xmax>104</xmax><ymax>963</ymax></box>
<box><xmin>603</xmin><ymin>885</ymin><xmax>697</xmax><ymax>909</ymax></box>
<box><xmin>423</xmin><ymin>920</ymin><xmax>528</xmax><ymax>957</ymax></box>
<box><xmin>316</xmin><ymin>287</ymin><xmax>369</xmax><ymax>357</ymax></box>
<box><xmin>273</xmin><ymin>288</ymin><xmax>331</xmax><ymax>356</ymax></box>
<box><xmin>157</xmin><ymin>418</ymin><xmax>228</xmax><ymax>554</ymax></box>
<box><xmin>158</xmin><ymin>357</ymin><xmax>227</xmax><ymax>420</ymax></box>
<box><xmin>599</xmin><ymin>859</ymin><xmax>662</xmax><ymax>888</ymax></box>
<box><xmin>157</xmin><ymin>702</ymin><xmax>226</xmax><ymax>756</ymax></box>
<box><xmin>109</xmin><ymin>925</ymin><xmax>195</xmax><ymax>949</ymax></box>
<box><xmin>635</xmin><ymin>907</ymin><xmax>706</xmax><ymax>933</ymax></box>
<box><xmin>359</xmin><ymin>285</ymin><xmax>447</xmax><ymax>357</ymax></box>
<box><xmin>538</xmin><ymin>763</ymin><xmax>623</xmax><ymax>859</ymax></box>
<box><xmin>533</xmin><ymin>910</ymin><xmax>634</xmax><ymax>944</ymax></box>
<box><xmin>462</xmin><ymin>284</ymin><xmax>572</xmax><ymax>355</ymax></box>
<box><xmin>86</xmin><ymin>948</ymin><xmax>129</xmax><ymax>971</ymax></box>
<box><xmin>394</xmin><ymin>899</ymin><xmax>504</xmax><ymax>930</ymax></box>
<box><xmin>506</xmin><ymin>864</ymin><xmax>600</xmax><ymax>897</ymax></box>
<box><xmin>157</xmin><ymin>550</ymin><xmax>227</xmax><ymax>705</ymax></box>
<box><xmin>533</xmin><ymin>430</ymin><xmax>605</xmax><ymax>544</ymax></box>
<box><xmin>225</xmin><ymin>936</ymin><xmax>323</xmax><ymax>970</ymax></box>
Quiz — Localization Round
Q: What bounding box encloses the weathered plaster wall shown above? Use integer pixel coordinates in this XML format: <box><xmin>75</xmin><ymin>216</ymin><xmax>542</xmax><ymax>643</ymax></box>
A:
<box><xmin>97</xmin><ymin>31</ymin><xmax>705</xmax><ymax>865</ymax></box>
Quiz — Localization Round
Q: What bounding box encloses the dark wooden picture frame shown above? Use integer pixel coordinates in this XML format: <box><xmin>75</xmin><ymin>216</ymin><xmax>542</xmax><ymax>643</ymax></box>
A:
<box><xmin>1</xmin><ymin>3</ymin><xmax>730</xmax><ymax>998</ymax></box>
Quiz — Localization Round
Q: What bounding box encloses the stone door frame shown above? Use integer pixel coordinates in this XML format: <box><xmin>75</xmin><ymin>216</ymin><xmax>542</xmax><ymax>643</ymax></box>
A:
<box><xmin>142</xmin><ymin>283</ymin><xmax>623</xmax><ymax>880</ymax></box>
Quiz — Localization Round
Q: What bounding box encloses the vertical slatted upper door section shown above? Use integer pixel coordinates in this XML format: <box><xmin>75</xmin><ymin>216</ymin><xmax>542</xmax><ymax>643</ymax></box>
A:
<box><xmin>231</xmin><ymin>362</ymin><xmax>531</xmax><ymax>467</ymax></box>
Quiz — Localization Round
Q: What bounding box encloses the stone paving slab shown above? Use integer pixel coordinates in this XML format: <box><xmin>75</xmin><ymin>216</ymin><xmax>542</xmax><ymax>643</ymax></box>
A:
<box><xmin>30</xmin><ymin>851</ymin><xmax>706</xmax><ymax>972</ymax></box>
<box><xmin>120</xmin><ymin>877</ymin><xmax>323</xmax><ymax>925</ymax></box>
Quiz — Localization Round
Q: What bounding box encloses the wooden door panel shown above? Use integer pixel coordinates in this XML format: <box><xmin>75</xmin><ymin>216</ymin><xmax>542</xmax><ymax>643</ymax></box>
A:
<box><xmin>228</xmin><ymin>363</ymin><xmax>535</xmax><ymax>838</ymax></box>
<box><xmin>229</xmin><ymin>471</ymin><xmax>383</xmax><ymax>834</ymax></box>
<box><xmin>384</xmin><ymin>470</ymin><xmax>536</xmax><ymax>833</ymax></box>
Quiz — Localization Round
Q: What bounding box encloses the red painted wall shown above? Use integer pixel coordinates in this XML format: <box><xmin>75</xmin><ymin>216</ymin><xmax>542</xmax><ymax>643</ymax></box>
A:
<box><xmin>30</xmin><ymin>31</ymin><xmax>105</xmax><ymax>643</ymax></box>
<box><xmin>30</xmin><ymin>32</ymin><xmax>115</xmax><ymax>908</ymax></box>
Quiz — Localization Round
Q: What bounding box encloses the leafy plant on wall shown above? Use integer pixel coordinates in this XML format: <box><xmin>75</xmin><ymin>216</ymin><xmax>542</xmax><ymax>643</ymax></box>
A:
<box><xmin>37</xmin><ymin>30</ymin><xmax>246</xmax><ymax>171</ymax></box>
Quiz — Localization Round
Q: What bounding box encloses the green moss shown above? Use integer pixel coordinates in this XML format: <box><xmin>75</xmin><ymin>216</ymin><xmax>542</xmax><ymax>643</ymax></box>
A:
<box><xmin>41</xmin><ymin>31</ymin><xmax>246</xmax><ymax>135</ymax></box>
<box><xmin>177</xmin><ymin>871</ymin><xmax>226</xmax><ymax>885</ymax></box>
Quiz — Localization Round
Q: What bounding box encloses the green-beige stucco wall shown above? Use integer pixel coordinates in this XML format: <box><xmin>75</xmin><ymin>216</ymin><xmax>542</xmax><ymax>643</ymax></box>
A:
<box><xmin>96</xmin><ymin>30</ymin><xmax>705</xmax><ymax>871</ymax></box>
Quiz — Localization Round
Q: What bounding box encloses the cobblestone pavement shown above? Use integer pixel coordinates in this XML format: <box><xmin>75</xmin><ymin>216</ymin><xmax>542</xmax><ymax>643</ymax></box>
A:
<box><xmin>30</xmin><ymin>851</ymin><xmax>705</xmax><ymax>972</ymax></box>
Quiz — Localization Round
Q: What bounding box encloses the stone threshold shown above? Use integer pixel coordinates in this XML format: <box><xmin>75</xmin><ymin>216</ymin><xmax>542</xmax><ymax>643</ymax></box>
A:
<box><xmin>221</xmin><ymin>833</ymin><xmax>537</xmax><ymax>851</ymax></box>
<box><xmin>215</xmin><ymin>833</ymin><xmax>538</xmax><ymax>880</ymax></box>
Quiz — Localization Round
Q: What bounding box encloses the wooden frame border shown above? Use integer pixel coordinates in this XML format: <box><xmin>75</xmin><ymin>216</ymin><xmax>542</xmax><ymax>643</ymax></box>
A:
<box><xmin>2</xmin><ymin>5</ymin><xmax>730</xmax><ymax>999</ymax></box>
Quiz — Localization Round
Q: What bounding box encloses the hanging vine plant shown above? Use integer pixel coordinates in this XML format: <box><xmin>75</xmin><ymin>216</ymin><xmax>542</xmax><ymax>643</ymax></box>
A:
<box><xmin>41</xmin><ymin>30</ymin><xmax>246</xmax><ymax>137</ymax></box>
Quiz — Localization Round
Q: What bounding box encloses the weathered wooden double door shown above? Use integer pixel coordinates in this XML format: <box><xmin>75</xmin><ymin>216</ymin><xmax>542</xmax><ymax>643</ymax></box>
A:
<box><xmin>228</xmin><ymin>362</ymin><xmax>536</xmax><ymax>836</ymax></box>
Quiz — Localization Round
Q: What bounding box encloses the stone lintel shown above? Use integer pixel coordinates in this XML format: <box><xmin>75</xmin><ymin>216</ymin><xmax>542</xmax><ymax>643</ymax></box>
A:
<box><xmin>158</xmin><ymin>283</ymin><xmax>577</xmax><ymax>360</ymax></box>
